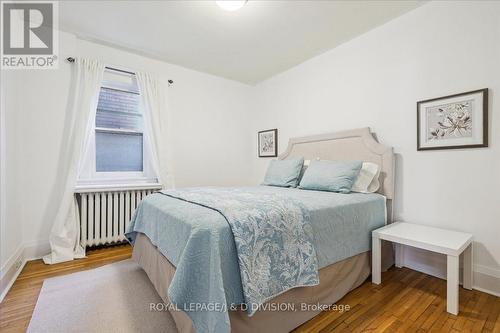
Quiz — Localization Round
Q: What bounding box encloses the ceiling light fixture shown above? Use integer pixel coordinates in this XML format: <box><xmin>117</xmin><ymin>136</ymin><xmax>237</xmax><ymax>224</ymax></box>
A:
<box><xmin>216</xmin><ymin>0</ymin><xmax>248</xmax><ymax>12</ymax></box>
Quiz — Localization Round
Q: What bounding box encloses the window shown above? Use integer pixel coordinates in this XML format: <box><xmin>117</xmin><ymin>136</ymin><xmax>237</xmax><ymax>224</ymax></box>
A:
<box><xmin>77</xmin><ymin>69</ymin><xmax>156</xmax><ymax>187</ymax></box>
<box><xmin>95</xmin><ymin>87</ymin><xmax>143</xmax><ymax>172</ymax></box>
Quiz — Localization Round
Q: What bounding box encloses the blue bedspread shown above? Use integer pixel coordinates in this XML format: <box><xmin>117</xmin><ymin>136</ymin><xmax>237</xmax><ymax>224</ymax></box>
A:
<box><xmin>126</xmin><ymin>186</ymin><xmax>386</xmax><ymax>333</ymax></box>
<box><xmin>162</xmin><ymin>188</ymin><xmax>320</xmax><ymax>314</ymax></box>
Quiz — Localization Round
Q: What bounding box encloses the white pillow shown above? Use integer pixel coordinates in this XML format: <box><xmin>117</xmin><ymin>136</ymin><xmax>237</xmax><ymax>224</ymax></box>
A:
<box><xmin>298</xmin><ymin>158</ymin><xmax>317</xmax><ymax>182</ymax></box>
<box><xmin>351</xmin><ymin>162</ymin><xmax>380</xmax><ymax>193</ymax></box>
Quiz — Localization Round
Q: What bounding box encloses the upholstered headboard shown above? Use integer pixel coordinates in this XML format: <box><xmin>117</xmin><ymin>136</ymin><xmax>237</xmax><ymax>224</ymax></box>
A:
<box><xmin>278</xmin><ymin>127</ymin><xmax>395</xmax><ymax>220</ymax></box>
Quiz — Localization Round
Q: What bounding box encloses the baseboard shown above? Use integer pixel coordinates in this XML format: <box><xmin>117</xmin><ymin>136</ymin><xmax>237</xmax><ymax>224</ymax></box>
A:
<box><xmin>0</xmin><ymin>240</ymin><xmax>50</xmax><ymax>302</ymax></box>
<box><xmin>402</xmin><ymin>246</ymin><xmax>500</xmax><ymax>297</ymax></box>
<box><xmin>0</xmin><ymin>244</ymin><xmax>25</xmax><ymax>302</ymax></box>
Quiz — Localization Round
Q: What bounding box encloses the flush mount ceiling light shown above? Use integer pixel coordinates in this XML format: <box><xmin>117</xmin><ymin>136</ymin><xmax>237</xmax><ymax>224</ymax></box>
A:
<box><xmin>216</xmin><ymin>0</ymin><xmax>248</xmax><ymax>12</ymax></box>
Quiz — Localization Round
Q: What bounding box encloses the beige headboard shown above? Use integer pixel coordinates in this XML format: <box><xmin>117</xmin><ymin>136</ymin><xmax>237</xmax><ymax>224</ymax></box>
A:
<box><xmin>278</xmin><ymin>127</ymin><xmax>395</xmax><ymax>219</ymax></box>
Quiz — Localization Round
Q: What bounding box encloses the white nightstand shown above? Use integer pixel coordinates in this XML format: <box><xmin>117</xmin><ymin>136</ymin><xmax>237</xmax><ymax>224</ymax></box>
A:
<box><xmin>371</xmin><ymin>222</ymin><xmax>473</xmax><ymax>315</ymax></box>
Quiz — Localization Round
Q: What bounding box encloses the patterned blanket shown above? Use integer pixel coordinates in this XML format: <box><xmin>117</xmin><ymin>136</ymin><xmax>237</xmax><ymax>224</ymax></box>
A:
<box><xmin>161</xmin><ymin>187</ymin><xmax>319</xmax><ymax>314</ymax></box>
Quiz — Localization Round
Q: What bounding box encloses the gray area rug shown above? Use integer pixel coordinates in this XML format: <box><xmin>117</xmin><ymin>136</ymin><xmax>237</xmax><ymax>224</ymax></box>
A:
<box><xmin>28</xmin><ymin>260</ymin><xmax>178</xmax><ymax>333</ymax></box>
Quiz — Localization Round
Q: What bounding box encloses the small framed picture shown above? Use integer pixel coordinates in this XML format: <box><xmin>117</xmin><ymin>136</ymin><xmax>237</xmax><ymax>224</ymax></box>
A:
<box><xmin>417</xmin><ymin>88</ymin><xmax>488</xmax><ymax>151</ymax></box>
<box><xmin>258</xmin><ymin>129</ymin><xmax>278</xmax><ymax>157</ymax></box>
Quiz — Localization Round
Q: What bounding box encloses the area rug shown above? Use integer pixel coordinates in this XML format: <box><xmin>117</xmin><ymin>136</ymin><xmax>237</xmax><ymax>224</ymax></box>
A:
<box><xmin>27</xmin><ymin>260</ymin><xmax>178</xmax><ymax>333</ymax></box>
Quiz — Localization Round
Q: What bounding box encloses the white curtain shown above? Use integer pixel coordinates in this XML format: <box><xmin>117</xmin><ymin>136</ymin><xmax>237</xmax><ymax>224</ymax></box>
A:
<box><xmin>136</xmin><ymin>72</ymin><xmax>174</xmax><ymax>189</ymax></box>
<box><xmin>43</xmin><ymin>58</ymin><xmax>105</xmax><ymax>264</ymax></box>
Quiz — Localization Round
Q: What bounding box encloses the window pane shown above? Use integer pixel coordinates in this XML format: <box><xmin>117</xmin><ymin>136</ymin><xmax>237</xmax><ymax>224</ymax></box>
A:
<box><xmin>96</xmin><ymin>131</ymin><xmax>143</xmax><ymax>172</ymax></box>
<box><xmin>102</xmin><ymin>70</ymin><xmax>138</xmax><ymax>92</ymax></box>
<box><xmin>96</xmin><ymin>87</ymin><xmax>142</xmax><ymax>131</ymax></box>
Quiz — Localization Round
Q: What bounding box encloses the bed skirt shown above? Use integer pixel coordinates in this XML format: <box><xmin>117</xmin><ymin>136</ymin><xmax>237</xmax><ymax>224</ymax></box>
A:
<box><xmin>132</xmin><ymin>232</ymin><xmax>394</xmax><ymax>333</ymax></box>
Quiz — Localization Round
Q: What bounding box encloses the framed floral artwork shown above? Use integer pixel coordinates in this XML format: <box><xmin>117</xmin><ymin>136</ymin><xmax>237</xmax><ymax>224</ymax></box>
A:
<box><xmin>258</xmin><ymin>129</ymin><xmax>277</xmax><ymax>157</ymax></box>
<box><xmin>417</xmin><ymin>88</ymin><xmax>488</xmax><ymax>151</ymax></box>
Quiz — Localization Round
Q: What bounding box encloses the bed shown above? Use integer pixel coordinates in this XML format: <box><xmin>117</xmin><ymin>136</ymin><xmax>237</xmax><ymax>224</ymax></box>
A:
<box><xmin>127</xmin><ymin>127</ymin><xmax>395</xmax><ymax>333</ymax></box>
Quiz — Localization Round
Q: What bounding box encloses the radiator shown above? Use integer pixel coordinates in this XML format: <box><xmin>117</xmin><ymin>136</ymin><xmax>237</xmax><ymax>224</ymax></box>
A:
<box><xmin>76</xmin><ymin>188</ymin><xmax>159</xmax><ymax>247</ymax></box>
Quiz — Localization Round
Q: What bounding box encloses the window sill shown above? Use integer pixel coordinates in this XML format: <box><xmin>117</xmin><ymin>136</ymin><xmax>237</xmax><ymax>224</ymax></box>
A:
<box><xmin>74</xmin><ymin>182</ymin><xmax>162</xmax><ymax>193</ymax></box>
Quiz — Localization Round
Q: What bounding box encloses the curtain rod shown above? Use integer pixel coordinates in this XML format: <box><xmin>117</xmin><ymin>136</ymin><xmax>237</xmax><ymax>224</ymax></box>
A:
<box><xmin>66</xmin><ymin>57</ymin><xmax>174</xmax><ymax>85</ymax></box>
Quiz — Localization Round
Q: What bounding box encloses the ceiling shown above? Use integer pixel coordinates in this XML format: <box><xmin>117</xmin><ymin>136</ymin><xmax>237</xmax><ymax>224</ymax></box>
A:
<box><xmin>59</xmin><ymin>1</ymin><xmax>423</xmax><ymax>85</ymax></box>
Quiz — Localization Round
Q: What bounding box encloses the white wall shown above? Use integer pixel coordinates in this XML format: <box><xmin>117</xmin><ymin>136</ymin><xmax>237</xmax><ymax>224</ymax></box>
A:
<box><xmin>0</xmin><ymin>70</ymin><xmax>24</xmax><ymax>266</ymax></box>
<box><xmin>0</xmin><ymin>70</ymin><xmax>25</xmax><ymax>299</ymax></box>
<box><xmin>1</xmin><ymin>31</ymin><xmax>255</xmax><ymax>270</ymax></box>
<box><xmin>252</xmin><ymin>1</ymin><xmax>500</xmax><ymax>294</ymax></box>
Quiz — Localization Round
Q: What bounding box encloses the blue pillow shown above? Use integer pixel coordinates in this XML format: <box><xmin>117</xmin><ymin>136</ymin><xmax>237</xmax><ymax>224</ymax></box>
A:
<box><xmin>299</xmin><ymin>160</ymin><xmax>362</xmax><ymax>193</ymax></box>
<box><xmin>262</xmin><ymin>158</ymin><xmax>304</xmax><ymax>188</ymax></box>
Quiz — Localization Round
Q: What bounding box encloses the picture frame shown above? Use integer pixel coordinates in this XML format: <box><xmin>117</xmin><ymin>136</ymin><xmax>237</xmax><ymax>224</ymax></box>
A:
<box><xmin>258</xmin><ymin>129</ymin><xmax>278</xmax><ymax>157</ymax></box>
<box><xmin>417</xmin><ymin>88</ymin><xmax>488</xmax><ymax>151</ymax></box>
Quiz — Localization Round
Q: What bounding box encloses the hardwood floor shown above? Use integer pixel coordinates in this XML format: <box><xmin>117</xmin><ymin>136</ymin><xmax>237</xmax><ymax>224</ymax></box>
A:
<box><xmin>0</xmin><ymin>245</ymin><xmax>498</xmax><ymax>333</ymax></box>
<box><xmin>294</xmin><ymin>268</ymin><xmax>500</xmax><ymax>333</ymax></box>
